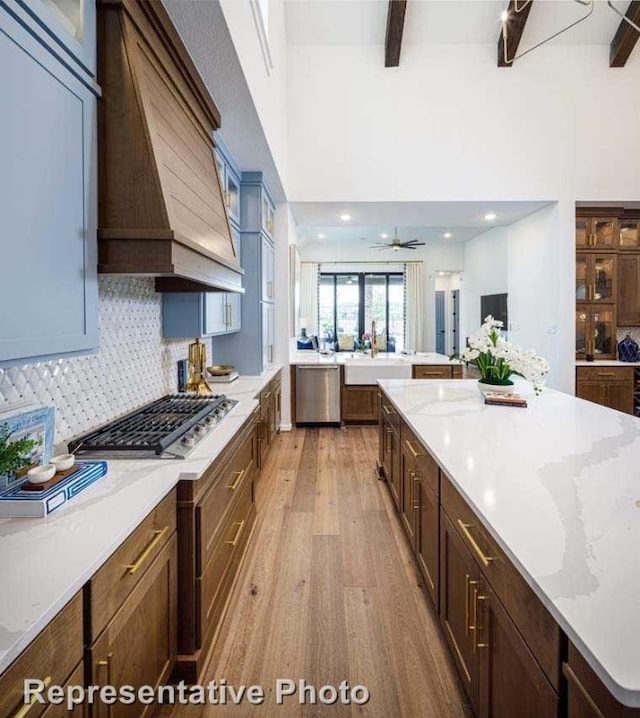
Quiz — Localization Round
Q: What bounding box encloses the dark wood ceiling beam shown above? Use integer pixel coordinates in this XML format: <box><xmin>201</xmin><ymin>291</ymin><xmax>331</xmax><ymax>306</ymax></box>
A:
<box><xmin>385</xmin><ymin>0</ymin><xmax>407</xmax><ymax>67</ymax></box>
<box><xmin>610</xmin><ymin>1</ymin><xmax>640</xmax><ymax>67</ymax></box>
<box><xmin>497</xmin><ymin>0</ymin><xmax>534</xmax><ymax>67</ymax></box>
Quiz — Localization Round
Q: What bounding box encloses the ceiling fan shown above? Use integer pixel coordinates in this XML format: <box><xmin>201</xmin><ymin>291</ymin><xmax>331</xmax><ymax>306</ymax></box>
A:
<box><xmin>368</xmin><ymin>227</ymin><xmax>426</xmax><ymax>251</ymax></box>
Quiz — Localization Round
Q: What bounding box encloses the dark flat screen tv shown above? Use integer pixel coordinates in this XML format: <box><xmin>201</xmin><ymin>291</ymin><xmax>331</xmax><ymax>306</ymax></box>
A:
<box><xmin>481</xmin><ymin>293</ymin><xmax>508</xmax><ymax>330</ymax></box>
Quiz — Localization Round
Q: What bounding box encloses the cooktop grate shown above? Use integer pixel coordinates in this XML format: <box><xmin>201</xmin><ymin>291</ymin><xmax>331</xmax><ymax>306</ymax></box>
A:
<box><xmin>68</xmin><ymin>394</ymin><xmax>227</xmax><ymax>456</ymax></box>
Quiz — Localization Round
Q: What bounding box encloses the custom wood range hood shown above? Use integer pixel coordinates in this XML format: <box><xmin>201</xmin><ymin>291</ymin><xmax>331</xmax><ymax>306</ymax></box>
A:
<box><xmin>97</xmin><ymin>0</ymin><xmax>243</xmax><ymax>293</ymax></box>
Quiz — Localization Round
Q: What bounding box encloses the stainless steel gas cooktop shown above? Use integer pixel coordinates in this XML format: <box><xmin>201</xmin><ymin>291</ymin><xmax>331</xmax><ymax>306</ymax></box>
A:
<box><xmin>68</xmin><ymin>394</ymin><xmax>238</xmax><ymax>459</ymax></box>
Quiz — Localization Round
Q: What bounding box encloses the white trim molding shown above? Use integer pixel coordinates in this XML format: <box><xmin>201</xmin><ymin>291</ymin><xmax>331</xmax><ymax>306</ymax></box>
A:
<box><xmin>250</xmin><ymin>0</ymin><xmax>273</xmax><ymax>76</ymax></box>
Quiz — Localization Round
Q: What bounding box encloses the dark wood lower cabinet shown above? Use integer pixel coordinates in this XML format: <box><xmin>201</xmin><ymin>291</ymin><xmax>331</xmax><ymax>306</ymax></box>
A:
<box><xmin>416</xmin><ymin>478</ymin><xmax>439</xmax><ymax>607</ymax></box>
<box><xmin>575</xmin><ymin>367</ymin><xmax>634</xmax><ymax>415</ymax></box>
<box><xmin>343</xmin><ymin>384</ymin><xmax>378</xmax><ymax>423</ymax></box>
<box><xmin>87</xmin><ymin>533</ymin><xmax>178</xmax><ymax>718</ymax></box>
<box><xmin>440</xmin><ymin>510</ymin><xmax>482</xmax><ymax>713</ymax></box>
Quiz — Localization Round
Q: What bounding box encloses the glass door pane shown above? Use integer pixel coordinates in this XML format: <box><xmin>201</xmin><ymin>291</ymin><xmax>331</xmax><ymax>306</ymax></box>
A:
<box><xmin>576</xmin><ymin>307</ymin><xmax>588</xmax><ymax>356</ymax></box>
<box><xmin>575</xmin><ymin>218</ymin><xmax>589</xmax><ymax>248</ymax></box>
<box><xmin>592</xmin><ymin>255</ymin><xmax>616</xmax><ymax>301</ymax></box>
<box><xmin>388</xmin><ymin>275</ymin><xmax>405</xmax><ymax>352</ymax></box>
<box><xmin>318</xmin><ymin>275</ymin><xmax>335</xmax><ymax>342</ymax></box>
<box><xmin>364</xmin><ymin>274</ymin><xmax>386</xmax><ymax>347</ymax></box>
<box><xmin>593</xmin><ymin>219</ymin><xmax>617</xmax><ymax>249</ymax></box>
<box><xmin>619</xmin><ymin>220</ymin><xmax>640</xmax><ymax>250</ymax></box>
<box><xmin>336</xmin><ymin>276</ymin><xmax>359</xmax><ymax>346</ymax></box>
<box><xmin>592</xmin><ymin>307</ymin><xmax>615</xmax><ymax>357</ymax></box>
<box><xmin>576</xmin><ymin>255</ymin><xmax>588</xmax><ymax>301</ymax></box>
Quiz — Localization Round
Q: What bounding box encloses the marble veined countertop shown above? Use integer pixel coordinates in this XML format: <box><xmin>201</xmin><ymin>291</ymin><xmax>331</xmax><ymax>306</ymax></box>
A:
<box><xmin>290</xmin><ymin>350</ymin><xmax>461</xmax><ymax>365</ymax></box>
<box><xmin>378</xmin><ymin>378</ymin><xmax>640</xmax><ymax>707</ymax></box>
<box><xmin>0</xmin><ymin>366</ymin><xmax>282</xmax><ymax>675</ymax></box>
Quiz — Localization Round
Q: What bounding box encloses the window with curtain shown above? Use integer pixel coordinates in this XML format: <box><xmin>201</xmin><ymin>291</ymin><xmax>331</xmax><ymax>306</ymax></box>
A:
<box><xmin>318</xmin><ymin>273</ymin><xmax>405</xmax><ymax>351</ymax></box>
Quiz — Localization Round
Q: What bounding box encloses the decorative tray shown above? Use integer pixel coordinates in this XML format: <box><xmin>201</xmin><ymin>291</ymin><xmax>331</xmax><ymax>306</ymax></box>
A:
<box><xmin>0</xmin><ymin>461</ymin><xmax>107</xmax><ymax>518</ymax></box>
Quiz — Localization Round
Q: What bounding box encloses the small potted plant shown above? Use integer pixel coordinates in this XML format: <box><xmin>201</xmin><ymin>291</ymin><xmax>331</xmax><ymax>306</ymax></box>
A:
<box><xmin>0</xmin><ymin>423</ymin><xmax>39</xmax><ymax>487</ymax></box>
<box><xmin>461</xmin><ymin>316</ymin><xmax>550</xmax><ymax>394</ymax></box>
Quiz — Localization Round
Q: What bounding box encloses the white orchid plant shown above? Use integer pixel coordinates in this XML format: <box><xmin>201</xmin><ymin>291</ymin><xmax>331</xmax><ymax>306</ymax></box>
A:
<box><xmin>460</xmin><ymin>316</ymin><xmax>550</xmax><ymax>394</ymax></box>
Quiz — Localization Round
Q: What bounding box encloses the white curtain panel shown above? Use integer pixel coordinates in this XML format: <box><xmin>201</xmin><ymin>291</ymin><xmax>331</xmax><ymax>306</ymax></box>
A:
<box><xmin>299</xmin><ymin>262</ymin><xmax>319</xmax><ymax>335</ymax></box>
<box><xmin>405</xmin><ymin>262</ymin><xmax>424</xmax><ymax>351</ymax></box>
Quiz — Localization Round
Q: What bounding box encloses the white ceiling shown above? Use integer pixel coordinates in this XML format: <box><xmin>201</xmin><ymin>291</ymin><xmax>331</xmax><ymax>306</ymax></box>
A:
<box><xmin>285</xmin><ymin>0</ymin><xmax>624</xmax><ymax>47</ymax></box>
<box><xmin>292</xmin><ymin>200</ymin><xmax>554</xmax><ymax>246</ymax></box>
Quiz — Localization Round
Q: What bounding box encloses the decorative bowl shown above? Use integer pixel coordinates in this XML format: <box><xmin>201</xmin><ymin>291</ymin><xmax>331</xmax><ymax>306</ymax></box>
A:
<box><xmin>207</xmin><ymin>365</ymin><xmax>235</xmax><ymax>377</ymax></box>
<box><xmin>50</xmin><ymin>454</ymin><xmax>75</xmax><ymax>472</ymax></box>
<box><xmin>27</xmin><ymin>464</ymin><xmax>56</xmax><ymax>484</ymax></box>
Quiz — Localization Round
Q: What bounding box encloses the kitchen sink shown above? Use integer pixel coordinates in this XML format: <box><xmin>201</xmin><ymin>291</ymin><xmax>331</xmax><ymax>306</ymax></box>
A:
<box><xmin>344</xmin><ymin>362</ymin><xmax>412</xmax><ymax>385</ymax></box>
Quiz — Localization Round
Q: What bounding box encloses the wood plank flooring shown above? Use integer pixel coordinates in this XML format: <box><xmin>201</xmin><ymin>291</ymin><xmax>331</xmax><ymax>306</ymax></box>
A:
<box><xmin>166</xmin><ymin>427</ymin><xmax>472</xmax><ymax>718</ymax></box>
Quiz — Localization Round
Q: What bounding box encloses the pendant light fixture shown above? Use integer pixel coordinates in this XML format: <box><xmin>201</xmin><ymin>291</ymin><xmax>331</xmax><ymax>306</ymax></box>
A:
<box><xmin>501</xmin><ymin>0</ymin><xmax>594</xmax><ymax>65</ymax></box>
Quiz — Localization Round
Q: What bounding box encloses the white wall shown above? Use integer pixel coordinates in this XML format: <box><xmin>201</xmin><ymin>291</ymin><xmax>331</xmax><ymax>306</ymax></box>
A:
<box><xmin>220</xmin><ymin>0</ymin><xmax>290</xmax><ymax>193</ymax></box>
<box><xmin>461</xmin><ymin>227</ymin><xmax>508</xmax><ymax>347</ymax></box>
<box><xmin>286</xmin><ymin>43</ymin><xmax>640</xmax><ymax>202</ymax></box>
<box><xmin>507</xmin><ymin>203</ymin><xmax>570</xmax><ymax>391</ymax></box>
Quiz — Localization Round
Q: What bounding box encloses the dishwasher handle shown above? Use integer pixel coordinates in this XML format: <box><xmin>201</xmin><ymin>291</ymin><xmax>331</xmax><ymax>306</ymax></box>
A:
<box><xmin>296</xmin><ymin>365</ymin><xmax>340</xmax><ymax>370</ymax></box>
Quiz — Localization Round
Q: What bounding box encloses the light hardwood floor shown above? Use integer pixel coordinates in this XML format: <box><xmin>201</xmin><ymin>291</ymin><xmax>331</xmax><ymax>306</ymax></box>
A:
<box><xmin>167</xmin><ymin>427</ymin><xmax>472</xmax><ymax>718</ymax></box>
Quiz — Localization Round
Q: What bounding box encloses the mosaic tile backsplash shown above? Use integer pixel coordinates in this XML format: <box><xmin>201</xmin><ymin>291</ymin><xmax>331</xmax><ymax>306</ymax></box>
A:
<box><xmin>0</xmin><ymin>277</ymin><xmax>207</xmax><ymax>450</ymax></box>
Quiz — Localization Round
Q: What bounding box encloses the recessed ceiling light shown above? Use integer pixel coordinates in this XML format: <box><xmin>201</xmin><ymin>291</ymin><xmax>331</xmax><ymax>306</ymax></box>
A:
<box><xmin>317</xmin><ymin>233</ymin><xmax>326</xmax><ymax>239</ymax></box>
<box><xmin>484</xmin><ymin>212</ymin><xmax>497</xmax><ymax>221</ymax></box>
<box><xmin>340</xmin><ymin>213</ymin><xmax>351</xmax><ymax>222</ymax></box>
<box><xmin>381</xmin><ymin>233</ymin><xmax>389</xmax><ymax>239</ymax></box>
<box><xmin>443</xmin><ymin>232</ymin><xmax>452</xmax><ymax>239</ymax></box>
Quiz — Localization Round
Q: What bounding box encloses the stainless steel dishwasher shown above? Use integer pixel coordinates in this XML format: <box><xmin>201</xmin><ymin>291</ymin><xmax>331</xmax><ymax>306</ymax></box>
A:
<box><xmin>295</xmin><ymin>364</ymin><xmax>341</xmax><ymax>424</ymax></box>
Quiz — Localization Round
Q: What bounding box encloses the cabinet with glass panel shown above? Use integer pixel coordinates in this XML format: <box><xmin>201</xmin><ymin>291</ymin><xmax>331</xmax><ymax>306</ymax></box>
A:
<box><xmin>575</xmin><ymin>305</ymin><xmax>617</xmax><ymax>360</ymax></box>
<box><xmin>619</xmin><ymin>216</ymin><xmax>640</xmax><ymax>251</ymax></box>
<box><xmin>575</xmin><ymin>214</ymin><xmax>619</xmax><ymax>250</ymax></box>
<box><xmin>575</xmin><ymin>253</ymin><xmax>617</xmax><ymax>302</ymax></box>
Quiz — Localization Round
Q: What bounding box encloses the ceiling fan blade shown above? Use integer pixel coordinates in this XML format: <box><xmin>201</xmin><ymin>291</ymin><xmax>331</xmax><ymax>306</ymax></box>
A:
<box><xmin>377</xmin><ymin>246</ymin><xmax>391</xmax><ymax>250</ymax></box>
<box><xmin>404</xmin><ymin>242</ymin><xmax>425</xmax><ymax>247</ymax></box>
<box><xmin>369</xmin><ymin>243</ymin><xmax>388</xmax><ymax>248</ymax></box>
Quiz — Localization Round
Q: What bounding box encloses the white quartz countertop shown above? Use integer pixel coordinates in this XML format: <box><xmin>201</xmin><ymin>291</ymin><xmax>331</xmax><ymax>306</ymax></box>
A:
<box><xmin>377</xmin><ymin>378</ymin><xmax>640</xmax><ymax>707</ymax></box>
<box><xmin>290</xmin><ymin>350</ymin><xmax>461</xmax><ymax>366</ymax></box>
<box><xmin>576</xmin><ymin>360</ymin><xmax>640</xmax><ymax>367</ymax></box>
<box><xmin>0</xmin><ymin>365</ymin><xmax>282</xmax><ymax>675</ymax></box>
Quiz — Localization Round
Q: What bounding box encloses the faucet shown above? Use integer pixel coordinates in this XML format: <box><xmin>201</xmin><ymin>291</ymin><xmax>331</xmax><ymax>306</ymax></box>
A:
<box><xmin>371</xmin><ymin>320</ymin><xmax>378</xmax><ymax>357</ymax></box>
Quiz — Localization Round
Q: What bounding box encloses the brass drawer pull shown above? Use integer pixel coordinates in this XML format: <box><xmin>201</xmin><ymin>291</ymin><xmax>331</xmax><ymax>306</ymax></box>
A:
<box><xmin>473</xmin><ymin>591</ymin><xmax>489</xmax><ymax>653</ymax></box>
<box><xmin>263</xmin><ymin>391</ymin><xmax>271</xmax><ymax>400</ymax></box>
<box><xmin>405</xmin><ymin>440</ymin><xmax>423</xmax><ymax>458</ymax></box>
<box><xmin>226</xmin><ymin>520</ymin><xmax>246</xmax><ymax>547</ymax></box>
<box><xmin>227</xmin><ymin>468</ymin><xmax>245</xmax><ymax>491</ymax></box>
<box><xmin>464</xmin><ymin>574</ymin><xmax>477</xmax><ymax>635</ymax></box>
<box><xmin>563</xmin><ymin>664</ymin><xmax>605</xmax><ymax>718</ymax></box>
<box><xmin>457</xmin><ymin>520</ymin><xmax>496</xmax><ymax>567</ymax></box>
<box><xmin>125</xmin><ymin>526</ymin><xmax>169</xmax><ymax>575</ymax></box>
<box><xmin>418</xmin><ymin>371</ymin><xmax>445</xmax><ymax>377</ymax></box>
<box><xmin>596</xmin><ymin>372</ymin><xmax>616</xmax><ymax>377</ymax></box>
<box><xmin>383</xmin><ymin>405</ymin><xmax>395</xmax><ymax>416</ymax></box>
<box><xmin>14</xmin><ymin>676</ymin><xmax>52</xmax><ymax>718</ymax></box>
<box><xmin>97</xmin><ymin>654</ymin><xmax>114</xmax><ymax>718</ymax></box>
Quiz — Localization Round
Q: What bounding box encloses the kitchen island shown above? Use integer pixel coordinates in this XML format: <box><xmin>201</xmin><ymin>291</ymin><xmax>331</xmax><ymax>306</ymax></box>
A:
<box><xmin>378</xmin><ymin>377</ymin><xmax>640</xmax><ymax>715</ymax></box>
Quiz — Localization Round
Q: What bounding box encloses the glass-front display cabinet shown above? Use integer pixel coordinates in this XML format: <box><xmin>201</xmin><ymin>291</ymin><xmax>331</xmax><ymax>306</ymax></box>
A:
<box><xmin>576</xmin><ymin>305</ymin><xmax>617</xmax><ymax>359</ymax></box>
<box><xmin>575</xmin><ymin>216</ymin><xmax>618</xmax><ymax>250</ymax></box>
<box><xmin>575</xmin><ymin>254</ymin><xmax>617</xmax><ymax>302</ymax></box>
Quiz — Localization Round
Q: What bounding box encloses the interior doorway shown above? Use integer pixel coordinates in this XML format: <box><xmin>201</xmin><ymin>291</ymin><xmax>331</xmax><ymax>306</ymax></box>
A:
<box><xmin>435</xmin><ymin>272</ymin><xmax>463</xmax><ymax>356</ymax></box>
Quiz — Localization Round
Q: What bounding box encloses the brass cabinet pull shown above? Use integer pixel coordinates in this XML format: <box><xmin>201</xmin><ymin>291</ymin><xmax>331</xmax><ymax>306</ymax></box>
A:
<box><xmin>473</xmin><ymin>592</ymin><xmax>489</xmax><ymax>653</ymax></box>
<box><xmin>419</xmin><ymin>371</ymin><xmax>445</xmax><ymax>377</ymax></box>
<box><xmin>385</xmin><ymin>428</ymin><xmax>393</xmax><ymax>434</ymax></box>
<box><xmin>409</xmin><ymin>470</ymin><xmax>421</xmax><ymax>482</ymax></box>
<box><xmin>125</xmin><ymin>527</ymin><xmax>169</xmax><ymax>575</ymax></box>
<box><xmin>13</xmin><ymin>676</ymin><xmax>52</xmax><ymax>718</ymax></box>
<box><xmin>457</xmin><ymin>520</ymin><xmax>496</xmax><ymax>567</ymax></box>
<box><xmin>405</xmin><ymin>440</ymin><xmax>424</xmax><ymax>458</ymax></box>
<box><xmin>226</xmin><ymin>520</ymin><xmax>245</xmax><ymax>547</ymax></box>
<box><xmin>98</xmin><ymin>654</ymin><xmax>114</xmax><ymax>718</ymax></box>
<box><xmin>465</xmin><ymin>574</ymin><xmax>478</xmax><ymax>635</ymax></box>
<box><xmin>596</xmin><ymin>372</ymin><xmax>616</xmax><ymax>377</ymax></box>
<box><xmin>227</xmin><ymin>469</ymin><xmax>245</xmax><ymax>491</ymax></box>
<box><xmin>383</xmin><ymin>405</ymin><xmax>395</xmax><ymax>416</ymax></box>
<box><xmin>562</xmin><ymin>663</ymin><xmax>605</xmax><ymax>718</ymax></box>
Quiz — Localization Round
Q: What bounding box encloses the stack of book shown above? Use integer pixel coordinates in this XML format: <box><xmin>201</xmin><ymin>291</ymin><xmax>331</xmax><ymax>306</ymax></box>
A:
<box><xmin>482</xmin><ymin>392</ymin><xmax>528</xmax><ymax>408</ymax></box>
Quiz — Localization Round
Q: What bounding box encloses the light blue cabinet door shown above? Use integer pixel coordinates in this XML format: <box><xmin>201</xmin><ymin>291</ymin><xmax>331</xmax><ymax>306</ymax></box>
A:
<box><xmin>226</xmin><ymin>293</ymin><xmax>241</xmax><ymax>333</ymax></box>
<box><xmin>262</xmin><ymin>303</ymin><xmax>274</xmax><ymax>367</ymax></box>
<box><xmin>4</xmin><ymin>0</ymin><xmax>97</xmax><ymax>79</ymax></box>
<box><xmin>261</xmin><ymin>236</ymin><xmax>275</xmax><ymax>303</ymax></box>
<box><xmin>204</xmin><ymin>294</ymin><xmax>228</xmax><ymax>336</ymax></box>
<box><xmin>0</xmin><ymin>12</ymin><xmax>98</xmax><ymax>364</ymax></box>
